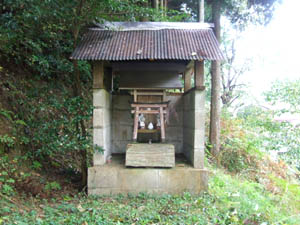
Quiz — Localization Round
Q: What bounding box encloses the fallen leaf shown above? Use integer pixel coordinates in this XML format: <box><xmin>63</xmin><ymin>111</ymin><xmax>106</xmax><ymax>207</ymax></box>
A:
<box><xmin>77</xmin><ymin>204</ymin><xmax>85</xmax><ymax>212</ymax></box>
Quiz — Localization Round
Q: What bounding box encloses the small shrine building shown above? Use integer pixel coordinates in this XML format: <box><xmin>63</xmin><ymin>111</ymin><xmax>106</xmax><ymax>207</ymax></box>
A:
<box><xmin>71</xmin><ymin>22</ymin><xmax>224</xmax><ymax>194</ymax></box>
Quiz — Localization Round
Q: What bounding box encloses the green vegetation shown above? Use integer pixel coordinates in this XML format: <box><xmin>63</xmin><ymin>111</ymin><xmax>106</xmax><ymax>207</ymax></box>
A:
<box><xmin>0</xmin><ymin>0</ymin><xmax>190</xmax><ymax>188</ymax></box>
<box><xmin>0</xmin><ymin>0</ymin><xmax>299</xmax><ymax>224</ymax></box>
<box><xmin>1</xmin><ymin>109</ymin><xmax>299</xmax><ymax>224</ymax></box>
<box><xmin>1</xmin><ymin>168</ymin><xmax>299</xmax><ymax>224</ymax></box>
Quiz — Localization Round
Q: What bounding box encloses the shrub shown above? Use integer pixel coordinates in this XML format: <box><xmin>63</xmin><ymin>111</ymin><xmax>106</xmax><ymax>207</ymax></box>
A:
<box><xmin>219</xmin><ymin>111</ymin><xmax>261</xmax><ymax>173</ymax></box>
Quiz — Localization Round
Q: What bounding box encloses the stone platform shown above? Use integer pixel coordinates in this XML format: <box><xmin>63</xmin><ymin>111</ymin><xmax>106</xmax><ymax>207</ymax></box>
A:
<box><xmin>125</xmin><ymin>143</ymin><xmax>175</xmax><ymax>168</ymax></box>
<box><xmin>88</xmin><ymin>154</ymin><xmax>208</xmax><ymax>195</ymax></box>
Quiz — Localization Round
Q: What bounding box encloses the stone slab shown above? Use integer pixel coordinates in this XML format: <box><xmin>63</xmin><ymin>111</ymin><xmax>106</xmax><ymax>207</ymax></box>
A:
<box><xmin>125</xmin><ymin>143</ymin><xmax>175</xmax><ymax>168</ymax></box>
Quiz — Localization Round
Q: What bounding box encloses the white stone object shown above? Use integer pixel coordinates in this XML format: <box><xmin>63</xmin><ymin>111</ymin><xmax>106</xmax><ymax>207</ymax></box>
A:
<box><xmin>148</xmin><ymin>122</ymin><xmax>154</xmax><ymax>130</ymax></box>
<box><xmin>156</xmin><ymin>114</ymin><xmax>161</xmax><ymax>127</ymax></box>
<box><xmin>139</xmin><ymin>113</ymin><xmax>145</xmax><ymax>122</ymax></box>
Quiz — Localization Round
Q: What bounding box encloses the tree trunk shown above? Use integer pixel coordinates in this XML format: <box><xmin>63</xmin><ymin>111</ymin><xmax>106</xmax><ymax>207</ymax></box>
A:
<box><xmin>152</xmin><ymin>0</ymin><xmax>159</xmax><ymax>10</ymax></box>
<box><xmin>72</xmin><ymin>0</ymin><xmax>88</xmax><ymax>189</ymax></box>
<box><xmin>209</xmin><ymin>0</ymin><xmax>221</xmax><ymax>157</ymax></box>
<box><xmin>72</xmin><ymin>59</ymin><xmax>88</xmax><ymax>189</ymax></box>
<box><xmin>198</xmin><ymin>0</ymin><xmax>205</xmax><ymax>22</ymax></box>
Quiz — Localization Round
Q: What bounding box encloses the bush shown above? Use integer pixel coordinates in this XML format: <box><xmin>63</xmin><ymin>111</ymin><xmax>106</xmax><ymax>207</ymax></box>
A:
<box><xmin>237</xmin><ymin>104</ymin><xmax>300</xmax><ymax>169</ymax></box>
<box><xmin>219</xmin><ymin>111</ymin><xmax>261</xmax><ymax>173</ymax></box>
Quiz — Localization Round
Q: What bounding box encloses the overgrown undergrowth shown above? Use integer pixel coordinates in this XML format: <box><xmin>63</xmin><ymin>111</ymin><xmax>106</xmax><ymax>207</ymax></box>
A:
<box><xmin>1</xmin><ymin>166</ymin><xmax>299</xmax><ymax>225</ymax></box>
<box><xmin>1</xmin><ymin>73</ymin><xmax>299</xmax><ymax>224</ymax></box>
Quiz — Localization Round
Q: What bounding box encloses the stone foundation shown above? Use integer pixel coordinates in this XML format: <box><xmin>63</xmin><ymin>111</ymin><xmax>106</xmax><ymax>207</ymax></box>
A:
<box><xmin>88</xmin><ymin>155</ymin><xmax>208</xmax><ymax>195</ymax></box>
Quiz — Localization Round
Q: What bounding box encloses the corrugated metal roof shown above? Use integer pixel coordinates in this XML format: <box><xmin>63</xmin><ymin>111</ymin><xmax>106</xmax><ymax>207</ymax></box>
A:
<box><xmin>97</xmin><ymin>21</ymin><xmax>214</xmax><ymax>30</ymax></box>
<box><xmin>70</xmin><ymin>27</ymin><xmax>225</xmax><ymax>61</ymax></box>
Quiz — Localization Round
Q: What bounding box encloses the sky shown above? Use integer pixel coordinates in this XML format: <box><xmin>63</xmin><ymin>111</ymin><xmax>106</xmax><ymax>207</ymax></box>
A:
<box><xmin>234</xmin><ymin>0</ymin><xmax>300</xmax><ymax>99</ymax></box>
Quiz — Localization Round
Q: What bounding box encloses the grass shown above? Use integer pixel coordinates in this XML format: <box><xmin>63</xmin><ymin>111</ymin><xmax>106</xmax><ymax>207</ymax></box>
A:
<box><xmin>1</xmin><ymin>168</ymin><xmax>299</xmax><ymax>225</ymax></box>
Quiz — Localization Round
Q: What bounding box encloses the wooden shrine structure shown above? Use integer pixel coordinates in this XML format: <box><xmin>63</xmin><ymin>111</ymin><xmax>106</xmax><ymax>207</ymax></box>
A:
<box><xmin>71</xmin><ymin>22</ymin><xmax>224</xmax><ymax>195</ymax></box>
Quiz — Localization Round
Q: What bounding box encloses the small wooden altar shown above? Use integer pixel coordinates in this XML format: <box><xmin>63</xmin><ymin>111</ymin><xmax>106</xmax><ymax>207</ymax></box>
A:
<box><xmin>131</xmin><ymin>102</ymin><xmax>168</xmax><ymax>142</ymax></box>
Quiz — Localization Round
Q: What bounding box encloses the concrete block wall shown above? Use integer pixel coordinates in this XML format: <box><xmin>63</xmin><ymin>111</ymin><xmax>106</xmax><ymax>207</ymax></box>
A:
<box><xmin>111</xmin><ymin>94</ymin><xmax>184</xmax><ymax>153</ymax></box>
<box><xmin>165</xmin><ymin>95</ymin><xmax>183</xmax><ymax>153</ymax></box>
<box><xmin>183</xmin><ymin>89</ymin><xmax>205</xmax><ymax>169</ymax></box>
<box><xmin>111</xmin><ymin>95</ymin><xmax>133</xmax><ymax>153</ymax></box>
<box><xmin>93</xmin><ymin>89</ymin><xmax>112</xmax><ymax>165</ymax></box>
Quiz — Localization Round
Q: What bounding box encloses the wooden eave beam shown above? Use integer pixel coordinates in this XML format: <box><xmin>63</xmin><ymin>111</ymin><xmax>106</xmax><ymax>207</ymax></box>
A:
<box><xmin>194</xmin><ymin>60</ymin><xmax>204</xmax><ymax>89</ymax></box>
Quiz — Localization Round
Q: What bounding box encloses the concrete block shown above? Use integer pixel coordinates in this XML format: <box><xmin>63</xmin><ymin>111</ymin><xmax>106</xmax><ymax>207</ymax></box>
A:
<box><xmin>166</xmin><ymin>96</ymin><xmax>183</xmax><ymax>110</ymax></box>
<box><xmin>194</xmin><ymin>90</ymin><xmax>205</xmax><ymax>110</ymax></box>
<box><xmin>182</xmin><ymin>144</ymin><xmax>193</xmax><ymax>166</ymax></box>
<box><xmin>93</xmin><ymin>108</ymin><xmax>104</xmax><ymax>128</ymax></box>
<box><xmin>104</xmin><ymin>109</ymin><xmax>111</xmax><ymax>127</ymax></box>
<box><xmin>112</xmin><ymin>110</ymin><xmax>133</xmax><ymax>126</ymax></box>
<box><xmin>103</xmin><ymin>127</ymin><xmax>111</xmax><ymax>146</ymax></box>
<box><xmin>120</xmin><ymin>169</ymin><xmax>159</xmax><ymax>192</ymax></box>
<box><xmin>165</xmin><ymin>126</ymin><xmax>183</xmax><ymax>141</ymax></box>
<box><xmin>88</xmin><ymin>167</ymin><xmax>118</xmax><ymax>188</ymax></box>
<box><xmin>112</xmin><ymin>124</ymin><xmax>132</xmax><ymax>141</ymax></box>
<box><xmin>199</xmin><ymin>170</ymin><xmax>209</xmax><ymax>190</ymax></box>
<box><xmin>183</xmin><ymin>128</ymin><xmax>194</xmax><ymax>146</ymax></box>
<box><xmin>193</xmin><ymin>148</ymin><xmax>204</xmax><ymax>169</ymax></box>
<box><xmin>89</xmin><ymin>188</ymin><xmax>113</xmax><ymax>195</ymax></box>
<box><xmin>158</xmin><ymin>170</ymin><xmax>190</xmax><ymax>193</ymax></box>
<box><xmin>183</xmin><ymin>110</ymin><xmax>195</xmax><ymax>129</ymax></box>
<box><xmin>93</xmin><ymin>127</ymin><xmax>112</xmax><ymax>165</ymax></box>
<box><xmin>112</xmin><ymin>95</ymin><xmax>131</xmax><ymax>110</ymax></box>
<box><xmin>93</xmin><ymin>89</ymin><xmax>111</xmax><ymax>108</ymax></box>
<box><xmin>183</xmin><ymin>91</ymin><xmax>195</xmax><ymax>110</ymax></box>
<box><xmin>88</xmin><ymin>164</ymin><xmax>209</xmax><ymax>195</ymax></box>
<box><xmin>93</xmin><ymin>152</ymin><xmax>105</xmax><ymax>165</ymax></box>
<box><xmin>158</xmin><ymin>169</ymin><xmax>202</xmax><ymax>193</ymax></box>
<box><xmin>167</xmin><ymin>110</ymin><xmax>183</xmax><ymax>127</ymax></box>
<box><xmin>112</xmin><ymin>140</ymin><xmax>130</xmax><ymax>153</ymax></box>
<box><xmin>194</xmin><ymin>110</ymin><xmax>205</xmax><ymax>130</ymax></box>
<box><xmin>93</xmin><ymin>128</ymin><xmax>104</xmax><ymax>147</ymax></box>
<box><xmin>172</xmin><ymin>141</ymin><xmax>183</xmax><ymax>153</ymax></box>
<box><xmin>194</xmin><ymin>129</ymin><xmax>205</xmax><ymax>148</ymax></box>
<box><xmin>93</xmin><ymin>89</ymin><xmax>112</xmax><ymax>165</ymax></box>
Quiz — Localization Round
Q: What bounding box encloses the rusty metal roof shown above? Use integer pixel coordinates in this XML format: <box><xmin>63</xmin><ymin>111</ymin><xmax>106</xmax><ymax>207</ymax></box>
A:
<box><xmin>71</xmin><ymin>23</ymin><xmax>225</xmax><ymax>61</ymax></box>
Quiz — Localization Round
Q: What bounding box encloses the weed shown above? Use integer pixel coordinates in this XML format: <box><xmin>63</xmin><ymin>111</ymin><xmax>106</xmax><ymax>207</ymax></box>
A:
<box><xmin>44</xmin><ymin>181</ymin><xmax>61</xmax><ymax>192</ymax></box>
<box><xmin>1</xmin><ymin>167</ymin><xmax>299</xmax><ymax>225</ymax></box>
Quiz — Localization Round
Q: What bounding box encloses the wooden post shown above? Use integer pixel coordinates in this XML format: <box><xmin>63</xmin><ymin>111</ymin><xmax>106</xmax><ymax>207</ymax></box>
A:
<box><xmin>93</xmin><ymin>61</ymin><xmax>104</xmax><ymax>89</ymax></box>
<box><xmin>163</xmin><ymin>90</ymin><xmax>166</xmax><ymax>102</ymax></box>
<box><xmin>133</xmin><ymin>89</ymin><xmax>137</xmax><ymax>102</ymax></box>
<box><xmin>184</xmin><ymin>67</ymin><xmax>193</xmax><ymax>92</ymax></box>
<box><xmin>160</xmin><ymin>106</ymin><xmax>166</xmax><ymax>142</ymax></box>
<box><xmin>133</xmin><ymin>106</ymin><xmax>139</xmax><ymax>142</ymax></box>
<box><xmin>194</xmin><ymin>60</ymin><xmax>204</xmax><ymax>89</ymax></box>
